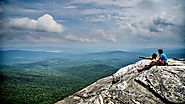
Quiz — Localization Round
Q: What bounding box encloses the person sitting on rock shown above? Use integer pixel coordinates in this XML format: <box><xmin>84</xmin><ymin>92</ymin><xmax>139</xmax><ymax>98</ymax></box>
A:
<box><xmin>158</xmin><ymin>49</ymin><xmax>168</xmax><ymax>66</ymax></box>
<box><xmin>138</xmin><ymin>53</ymin><xmax>157</xmax><ymax>72</ymax></box>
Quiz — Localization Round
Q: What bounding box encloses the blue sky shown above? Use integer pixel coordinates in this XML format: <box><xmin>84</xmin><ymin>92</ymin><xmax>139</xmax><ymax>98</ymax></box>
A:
<box><xmin>0</xmin><ymin>0</ymin><xmax>185</xmax><ymax>52</ymax></box>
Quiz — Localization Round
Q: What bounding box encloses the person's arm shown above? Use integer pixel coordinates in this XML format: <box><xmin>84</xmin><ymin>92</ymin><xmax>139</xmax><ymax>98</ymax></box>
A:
<box><xmin>139</xmin><ymin>56</ymin><xmax>152</xmax><ymax>59</ymax></box>
<box><xmin>158</xmin><ymin>58</ymin><xmax>164</xmax><ymax>65</ymax></box>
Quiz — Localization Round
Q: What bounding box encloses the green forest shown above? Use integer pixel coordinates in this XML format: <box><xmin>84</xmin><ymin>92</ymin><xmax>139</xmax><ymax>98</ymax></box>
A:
<box><xmin>0</xmin><ymin>57</ymin><xmax>127</xmax><ymax>104</ymax></box>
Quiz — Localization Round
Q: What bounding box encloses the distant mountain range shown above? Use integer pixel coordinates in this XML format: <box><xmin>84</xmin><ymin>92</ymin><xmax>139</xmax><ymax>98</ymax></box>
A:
<box><xmin>0</xmin><ymin>48</ymin><xmax>184</xmax><ymax>65</ymax></box>
<box><xmin>0</xmin><ymin>50</ymin><xmax>139</xmax><ymax>65</ymax></box>
<box><xmin>0</xmin><ymin>50</ymin><xmax>63</xmax><ymax>65</ymax></box>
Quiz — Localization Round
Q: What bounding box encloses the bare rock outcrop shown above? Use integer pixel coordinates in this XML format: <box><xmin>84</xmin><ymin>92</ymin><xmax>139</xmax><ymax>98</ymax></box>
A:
<box><xmin>56</xmin><ymin>59</ymin><xmax>185</xmax><ymax>104</ymax></box>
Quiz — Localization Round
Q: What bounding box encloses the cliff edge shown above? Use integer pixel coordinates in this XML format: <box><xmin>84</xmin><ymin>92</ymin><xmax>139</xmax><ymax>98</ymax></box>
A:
<box><xmin>56</xmin><ymin>59</ymin><xmax>185</xmax><ymax>104</ymax></box>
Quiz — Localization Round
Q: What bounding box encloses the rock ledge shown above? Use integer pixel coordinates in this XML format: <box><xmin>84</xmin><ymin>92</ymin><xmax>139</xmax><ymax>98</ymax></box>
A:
<box><xmin>56</xmin><ymin>59</ymin><xmax>185</xmax><ymax>104</ymax></box>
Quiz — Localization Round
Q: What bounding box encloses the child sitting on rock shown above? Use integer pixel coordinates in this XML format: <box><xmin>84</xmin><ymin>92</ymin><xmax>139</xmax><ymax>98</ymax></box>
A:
<box><xmin>138</xmin><ymin>53</ymin><xmax>157</xmax><ymax>72</ymax></box>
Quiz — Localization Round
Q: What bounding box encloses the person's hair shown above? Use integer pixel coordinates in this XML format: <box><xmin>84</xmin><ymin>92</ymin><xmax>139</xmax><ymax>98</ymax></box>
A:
<box><xmin>158</xmin><ymin>49</ymin><xmax>163</xmax><ymax>54</ymax></box>
<box><xmin>152</xmin><ymin>53</ymin><xmax>157</xmax><ymax>58</ymax></box>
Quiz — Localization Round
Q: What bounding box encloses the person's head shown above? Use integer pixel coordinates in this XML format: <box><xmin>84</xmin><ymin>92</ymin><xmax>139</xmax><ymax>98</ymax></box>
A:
<box><xmin>158</xmin><ymin>49</ymin><xmax>163</xmax><ymax>55</ymax></box>
<box><xmin>152</xmin><ymin>53</ymin><xmax>157</xmax><ymax>59</ymax></box>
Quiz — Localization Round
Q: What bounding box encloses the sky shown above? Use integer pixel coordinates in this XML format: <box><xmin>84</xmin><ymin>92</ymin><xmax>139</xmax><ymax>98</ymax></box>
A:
<box><xmin>0</xmin><ymin>0</ymin><xmax>185</xmax><ymax>52</ymax></box>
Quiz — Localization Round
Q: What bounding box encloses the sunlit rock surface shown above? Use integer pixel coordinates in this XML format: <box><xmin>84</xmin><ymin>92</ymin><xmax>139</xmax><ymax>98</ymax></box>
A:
<box><xmin>56</xmin><ymin>59</ymin><xmax>185</xmax><ymax>104</ymax></box>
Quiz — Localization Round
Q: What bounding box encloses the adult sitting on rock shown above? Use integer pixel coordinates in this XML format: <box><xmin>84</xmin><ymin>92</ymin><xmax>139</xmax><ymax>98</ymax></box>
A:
<box><xmin>158</xmin><ymin>49</ymin><xmax>168</xmax><ymax>66</ymax></box>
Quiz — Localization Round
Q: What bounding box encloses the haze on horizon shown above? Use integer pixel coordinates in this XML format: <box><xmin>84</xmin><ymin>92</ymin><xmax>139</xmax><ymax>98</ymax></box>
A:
<box><xmin>0</xmin><ymin>0</ymin><xmax>185</xmax><ymax>52</ymax></box>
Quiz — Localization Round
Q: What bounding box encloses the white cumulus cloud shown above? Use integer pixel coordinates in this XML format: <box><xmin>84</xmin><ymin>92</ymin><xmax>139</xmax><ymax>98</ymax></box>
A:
<box><xmin>93</xmin><ymin>29</ymin><xmax>117</xmax><ymax>42</ymax></box>
<box><xmin>148</xmin><ymin>11</ymin><xmax>175</xmax><ymax>32</ymax></box>
<box><xmin>7</xmin><ymin>14</ymin><xmax>64</xmax><ymax>33</ymax></box>
<box><xmin>64</xmin><ymin>34</ymin><xmax>96</xmax><ymax>42</ymax></box>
